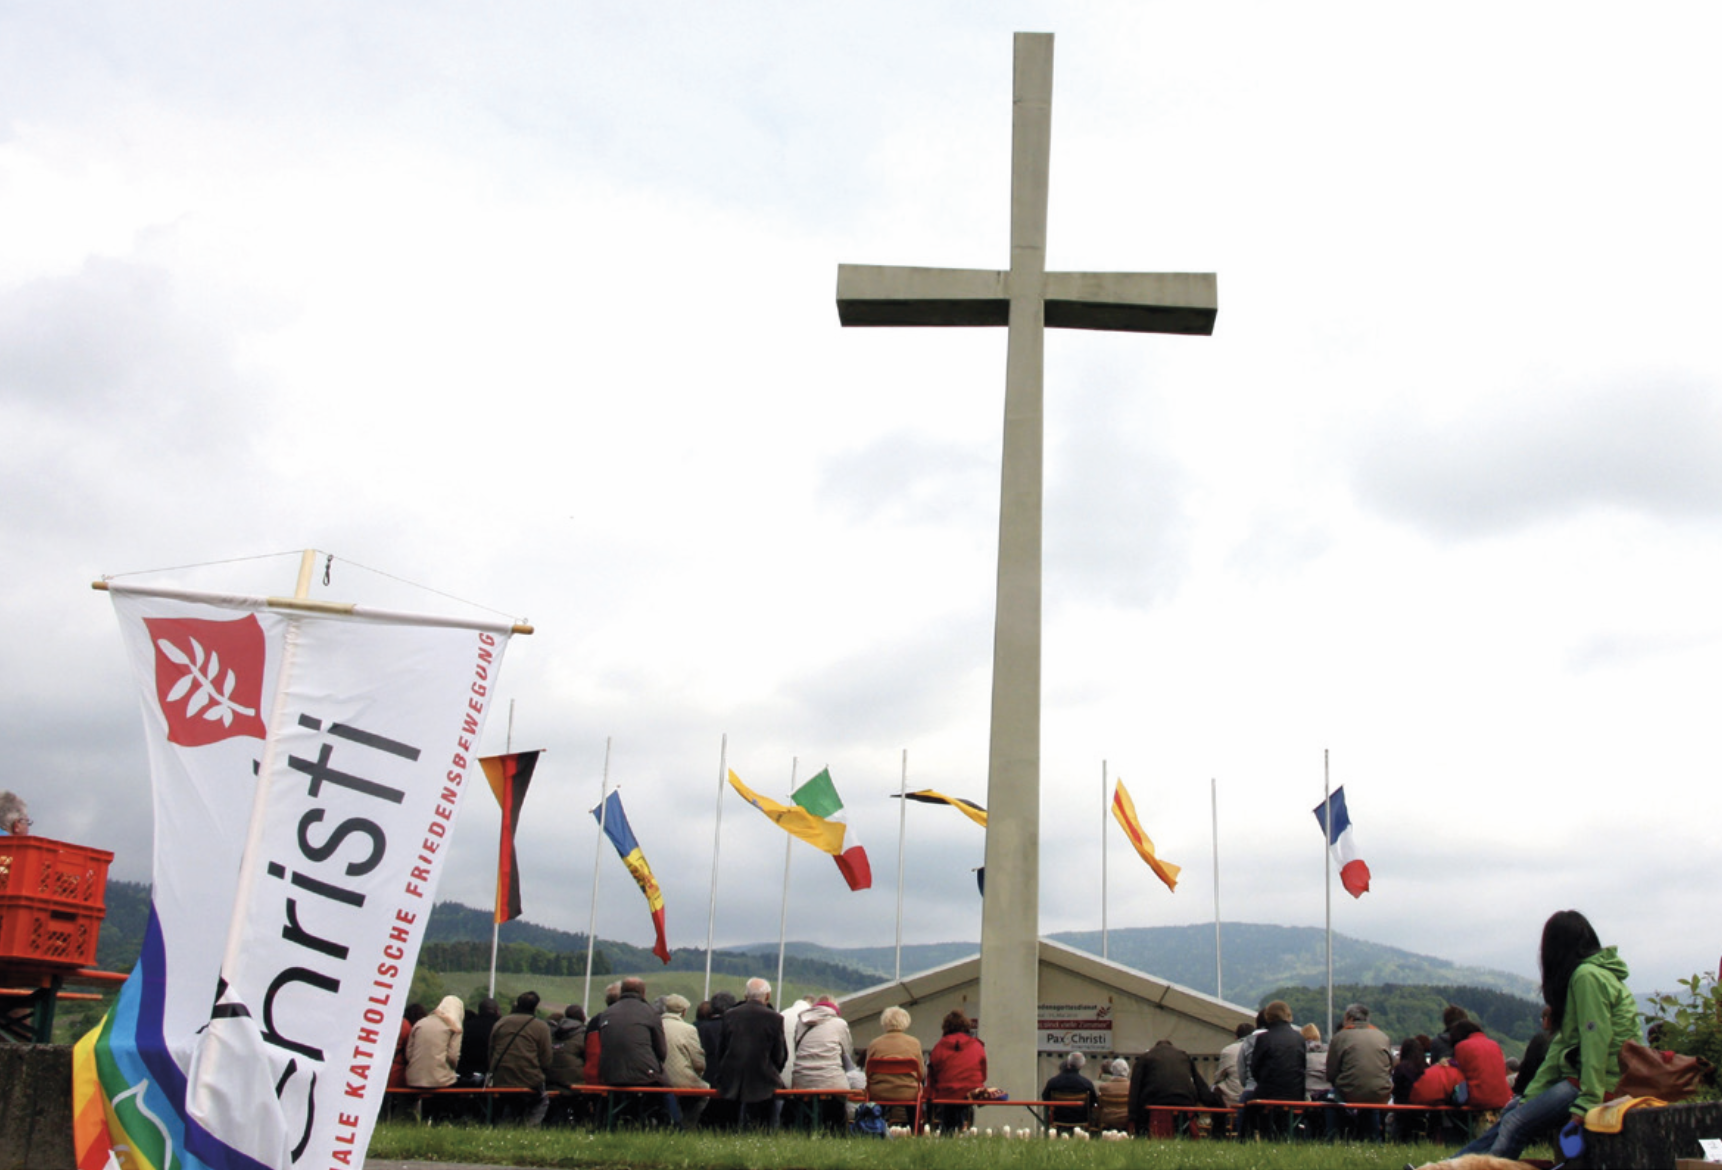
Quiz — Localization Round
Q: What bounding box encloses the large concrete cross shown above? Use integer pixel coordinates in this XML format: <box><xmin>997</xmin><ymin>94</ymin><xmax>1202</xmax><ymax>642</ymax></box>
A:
<box><xmin>835</xmin><ymin>32</ymin><xmax>1217</xmax><ymax>1099</ymax></box>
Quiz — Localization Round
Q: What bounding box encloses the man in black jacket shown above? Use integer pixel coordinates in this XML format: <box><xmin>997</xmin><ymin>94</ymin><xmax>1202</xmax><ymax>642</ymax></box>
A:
<box><xmin>596</xmin><ymin>977</ymin><xmax>670</xmax><ymax>1124</ymax></box>
<box><xmin>1246</xmin><ymin>1000</ymin><xmax>1306</xmax><ymax>1137</ymax></box>
<box><xmin>597</xmin><ymin>977</ymin><xmax>668</xmax><ymax>1086</ymax></box>
<box><xmin>709</xmin><ymin>978</ymin><xmax>786</xmax><ymax>1129</ymax></box>
<box><xmin>1129</xmin><ymin>1038</ymin><xmax>1223</xmax><ymax>1137</ymax></box>
<box><xmin>489</xmin><ymin>991</ymin><xmax>554</xmax><ymax>1126</ymax></box>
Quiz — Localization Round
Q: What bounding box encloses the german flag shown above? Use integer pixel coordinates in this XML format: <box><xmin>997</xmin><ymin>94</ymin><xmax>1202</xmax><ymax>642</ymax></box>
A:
<box><xmin>481</xmin><ymin>750</ymin><xmax>541</xmax><ymax>924</ymax></box>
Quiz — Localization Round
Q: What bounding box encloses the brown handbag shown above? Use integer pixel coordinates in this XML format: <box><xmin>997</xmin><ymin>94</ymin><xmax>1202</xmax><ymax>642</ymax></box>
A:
<box><xmin>1613</xmin><ymin>1040</ymin><xmax>1712</xmax><ymax>1102</ymax></box>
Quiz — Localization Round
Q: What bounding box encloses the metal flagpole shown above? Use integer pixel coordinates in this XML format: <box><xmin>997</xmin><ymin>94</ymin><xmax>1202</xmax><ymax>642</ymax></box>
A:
<box><xmin>1100</xmin><ymin>760</ymin><xmax>1109</xmax><ymax>961</ymax></box>
<box><xmin>1212</xmin><ymin>776</ymin><xmax>1222</xmax><ymax>1001</ymax></box>
<box><xmin>583</xmin><ymin>736</ymin><xmax>612</xmax><ymax>1014</ymax></box>
<box><xmin>894</xmin><ymin>749</ymin><xmax>907</xmax><ymax>982</ymax></box>
<box><xmin>775</xmin><ymin>757</ymin><xmax>798</xmax><ymax>998</ymax></box>
<box><xmin>703</xmin><ymin>734</ymin><xmax>727</xmax><ymax>1002</ymax></box>
<box><xmin>488</xmin><ymin>699</ymin><xmax>516</xmax><ymax>998</ymax></box>
<box><xmin>1324</xmin><ymin>749</ymin><xmax>1334</xmax><ymax>1041</ymax></box>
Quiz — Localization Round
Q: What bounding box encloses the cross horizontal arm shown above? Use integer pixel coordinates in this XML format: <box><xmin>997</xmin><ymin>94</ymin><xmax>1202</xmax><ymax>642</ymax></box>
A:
<box><xmin>837</xmin><ymin>263</ymin><xmax>1217</xmax><ymax>335</ymax></box>
<box><xmin>1044</xmin><ymin>271</ymin><xmax>1217</xmax><ymax>335</ymax></box>
<box><xmin>836</xmin><ymin>264</ymin><xmax>1009</xmax><ymax>327</ymax></box>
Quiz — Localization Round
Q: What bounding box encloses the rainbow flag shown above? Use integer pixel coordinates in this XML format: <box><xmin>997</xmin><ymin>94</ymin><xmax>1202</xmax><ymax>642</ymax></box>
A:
<box><xmin>592</xmin><ymin>790</ymin><xmax>670</xmax><ymax>964</ymax></box>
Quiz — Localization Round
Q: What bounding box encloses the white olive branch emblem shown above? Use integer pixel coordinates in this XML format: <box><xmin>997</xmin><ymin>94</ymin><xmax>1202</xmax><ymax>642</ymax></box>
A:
<box><xmin>156</xmin><ymin>636</ymin><xmax>257</xmax><ymax>727</ymax></box>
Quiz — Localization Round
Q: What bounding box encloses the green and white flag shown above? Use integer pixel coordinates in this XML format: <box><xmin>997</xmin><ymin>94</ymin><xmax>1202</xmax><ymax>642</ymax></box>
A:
<box><xmin>791</xmin><ymin>768</ymin><xmax>871</xmax><ymax>891</ymax></box>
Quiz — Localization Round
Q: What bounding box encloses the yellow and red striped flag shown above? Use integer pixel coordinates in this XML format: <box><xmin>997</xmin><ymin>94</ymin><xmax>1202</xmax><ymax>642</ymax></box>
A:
<box><xmin>1111</xmin><ymin>779</ymin><xmax>1180</xmax><ymax>893</ymax></box>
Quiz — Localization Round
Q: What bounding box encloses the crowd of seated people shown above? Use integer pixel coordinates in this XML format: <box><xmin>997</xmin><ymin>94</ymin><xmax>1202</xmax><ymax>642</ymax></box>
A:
<box><xmin>384</xmin><ymin>980</ymin><xmax>1557</xmax><ymax>1148</ymax></box>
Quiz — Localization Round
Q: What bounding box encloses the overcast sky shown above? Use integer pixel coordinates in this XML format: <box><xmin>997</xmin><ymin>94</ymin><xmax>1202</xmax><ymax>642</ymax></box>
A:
<box><xmin>6</xmin><ymin>2</ymin><xmax>1720</xmax><ymax>1006</ymax></box>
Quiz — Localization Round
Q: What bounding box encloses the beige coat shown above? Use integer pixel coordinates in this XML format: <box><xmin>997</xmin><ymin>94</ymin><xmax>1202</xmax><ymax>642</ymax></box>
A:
<box><xmin>661</xmin><ymin>1014</ymin><xmax>708</xmax><ymax>1088</ymax></box>
<box><xmin>864</xmin><ymin>1030</ymin><xmax>923</xmax><ymax>1100</ymax></box>
<box><xmin>404</xmin><ymin>1008</ymin><xmax>462</xmax><ymax>1089</ymax></box>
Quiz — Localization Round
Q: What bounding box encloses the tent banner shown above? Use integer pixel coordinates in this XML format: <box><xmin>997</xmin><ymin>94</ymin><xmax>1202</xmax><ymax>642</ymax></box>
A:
<box><xmin>76</xmin><ymin>585</ymin><xmax>512</xmax><ymax>1170</ymax></box>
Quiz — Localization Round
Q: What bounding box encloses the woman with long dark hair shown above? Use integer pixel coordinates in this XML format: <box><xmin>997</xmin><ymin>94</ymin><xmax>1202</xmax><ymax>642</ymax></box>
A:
<box><xmin>1452</xmin><ymin>909</ymin><xmax>1637</xmax><ymax>1160</ymax></box>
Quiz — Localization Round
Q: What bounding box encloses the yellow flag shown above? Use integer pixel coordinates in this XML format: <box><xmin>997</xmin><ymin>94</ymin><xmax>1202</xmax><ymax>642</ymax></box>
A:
<box><xmin>1111</xmin><ymin>780</ymin><xmax>1180</xmax><ymax>892</ymax></box>
<box><xmin>728</xmin><ymin>770</ymin><xmax>847</xmax><ymax>854</ymax></box>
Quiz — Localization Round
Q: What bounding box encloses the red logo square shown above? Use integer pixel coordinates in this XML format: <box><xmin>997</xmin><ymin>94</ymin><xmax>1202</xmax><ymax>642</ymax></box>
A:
<box><xmin>144</xmin><ymin>615</ymin><xmax>269</xmax><ymax>746</ymax></box>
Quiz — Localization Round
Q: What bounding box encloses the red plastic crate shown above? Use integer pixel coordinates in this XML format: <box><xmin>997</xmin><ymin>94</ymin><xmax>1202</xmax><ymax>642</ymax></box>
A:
<box><xmin>0</xmin><ymin>896</ymin><xmax>103</xmax><ymax>967</ymax></box>
<box><xmin>0</xmin><ymin>836</ymin><xmax>113</xmax><ymax>909</ymax></box>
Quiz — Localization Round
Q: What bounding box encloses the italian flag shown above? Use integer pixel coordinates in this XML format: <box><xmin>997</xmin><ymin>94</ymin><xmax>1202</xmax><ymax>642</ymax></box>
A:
<box><xmin>792</xmin><ymin>768</ymin><xmax>872</xmax><ymax>891</ymax></box>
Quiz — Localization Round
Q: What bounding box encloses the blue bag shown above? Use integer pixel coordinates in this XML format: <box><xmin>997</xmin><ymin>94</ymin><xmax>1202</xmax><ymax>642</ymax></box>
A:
<box><xmin>850</xmin><ymin>1102</ymin><xmax>889</xmax><ymax>1138</ymax></box>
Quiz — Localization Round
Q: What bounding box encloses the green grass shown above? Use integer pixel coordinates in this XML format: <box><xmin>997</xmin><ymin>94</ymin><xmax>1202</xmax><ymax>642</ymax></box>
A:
<box><xmin>367</xmin><ymin>1119</ymin><xmax>1456</xmax><ymax>1169</ymax></box>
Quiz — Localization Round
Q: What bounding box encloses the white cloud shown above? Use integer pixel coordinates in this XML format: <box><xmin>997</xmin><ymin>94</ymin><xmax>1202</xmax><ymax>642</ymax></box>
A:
<box><xmin>1352</xmin><ymin>375</ymin><xmax>1722</xmax><ymax>538</ymax></box>
<box><xmin>3</xmin><ymin>1</ymin><xmax>1720</xmax><ymax>1012</ymax></box>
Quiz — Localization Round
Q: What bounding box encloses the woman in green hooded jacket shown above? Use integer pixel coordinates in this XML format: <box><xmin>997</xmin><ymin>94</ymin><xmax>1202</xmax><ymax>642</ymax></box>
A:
<box><xmin>1453</xmin><ymin>910</ymin><xmax>1637</xmax><ymax>1160</ymax></box>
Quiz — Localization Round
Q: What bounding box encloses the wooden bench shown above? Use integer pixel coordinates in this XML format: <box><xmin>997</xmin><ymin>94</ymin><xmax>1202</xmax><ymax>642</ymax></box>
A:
<box><xmin>776</xmin><ymin>1086</ymin><xmax>861</xmax><ymax>1131</ymax></box>
<box><xmin>1241</xmin><ymin>1097</ymin><xmax>1480</xmax><ymax>1142</ymax></box>
<box><xmin>925</xmin><ymin>1096</ymin><xmax>1090</xmax><ymax>1133</ymax></box>
<box><xmin>571</xmin><ymin>1083</ymin><xmax>717</xmax><ymax>1129</ymax></box>
<box><xmin>1133</xmin><ymin>1103</ymin><xmax>1236</xmax><ymax>1138</ymax></box>
<box><xmin>382</xmin><ymin>1085</ymin><xmax>545</xmax><ymax>1124</ymax></box>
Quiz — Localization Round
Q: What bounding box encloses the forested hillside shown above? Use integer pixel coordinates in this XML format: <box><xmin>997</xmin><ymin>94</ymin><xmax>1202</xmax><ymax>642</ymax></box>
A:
<box><xmin>1266</xmin><ymin>982</ymin><xmax>1543</xmax><ymax>1057</ymax></box>
<box><xmin>87</xmin><ymin>888</ymin><xmax>1540</xmax><ymax>1028</ymax></box>
<box><xmin>1049</xmin><ymin>923</ymin><xmax>1541</xmax><ymax>1005</ymax></box>
<box><xmin>420</xmin><ymin>901</ymin><xmax>875</xmax><ymax>991</ymax></box>
<box><xmin>734</xmin><ymin>924</ymin><xmax>1541</xmax><ymax>1007</ymax></box>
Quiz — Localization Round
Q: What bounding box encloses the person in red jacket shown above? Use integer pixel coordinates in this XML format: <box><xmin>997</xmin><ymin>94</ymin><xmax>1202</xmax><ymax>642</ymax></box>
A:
<box><xmin>926</xmin><ymin>1010</ymin><xmax>987</xmax><ymax>1134</ymax></box>
<box><xmin>1449</xmin><ymin>1019</ymin><xmax>1513</xmax><ymax>1110</ymax></box>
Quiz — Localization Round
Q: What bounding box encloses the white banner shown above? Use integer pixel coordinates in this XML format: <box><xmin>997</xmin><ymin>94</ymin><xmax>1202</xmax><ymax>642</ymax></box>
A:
<box><xmin>1037</xmin><ymin>1003</ymin><xmax>1114</xmax><ymax>1052</ymax></box>
<box><xmin>93</xmin><ymin>585</ymin><xmax>512</xmax><ymax>1170</ymax></box>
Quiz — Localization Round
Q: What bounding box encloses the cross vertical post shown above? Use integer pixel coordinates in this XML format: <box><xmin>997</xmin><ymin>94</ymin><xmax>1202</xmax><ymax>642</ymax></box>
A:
<box><xmin>835</xmin><ymin>31</ymin><xmax>1217</xmax><ymax>1102</ymax></box>
<box><xmin>980</xmin><ymin>30</ymin><xmax>1053</xmax><ymax>1108</ymax></box>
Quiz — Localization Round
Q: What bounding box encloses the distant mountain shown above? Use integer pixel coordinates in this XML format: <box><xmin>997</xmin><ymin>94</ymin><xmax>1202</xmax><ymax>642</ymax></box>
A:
<box><xmin>1048</xmin><ymin>923</ymin><xmax>1541</xmax><ymax>1006</ymax></box>
<box><xmin>420</xmin><ymin>901</ymin><xmax>876</xmax><ymax>992</ymax></box>
<box><xmin>1267</xmin><ymin>982</ymin><xmax>1544</xmax><ymax>1056</ymax></box>
<box><xmin>732</xmin><ymin>939</ymin><xmax>978</xmax><ymax>981</ymax></box>
<box><xmin>92</xmin><ymin>886</ymin><xmax>1537</xmax><ymax>1013</ymax></box>
<box><xmin>731</xmin><ymin>924</ymin><xmax>1539</xmax><ymax>1007</ymax></box>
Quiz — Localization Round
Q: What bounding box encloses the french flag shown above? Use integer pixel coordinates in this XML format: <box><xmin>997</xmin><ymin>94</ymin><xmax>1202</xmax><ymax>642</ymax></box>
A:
<box><xmin>1314</xmin><ymin>786</ymin><xmax>1371</xmax><ymax>898</ymax></box>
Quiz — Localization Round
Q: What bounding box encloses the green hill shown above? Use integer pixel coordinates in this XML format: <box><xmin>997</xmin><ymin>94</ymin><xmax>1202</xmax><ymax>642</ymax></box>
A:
<box><xmin>1265</xmin><ymin>982</ymin><xmax>1542</xmax><ymax>1059</ymax></box>
<box><xmin>89</xmin><ymin>888</ymin><xmax>1542</xmax><ymax>1029</ymax></box>
<box><xmin>1048</xmin><ymin>923</ymin><xmax>1541</xmax><ymax>1006</ymax></box>
<box><xmin>418</xmin><ymin>901</ymin><xmax>877</xmax><ymax>992</ymax></box>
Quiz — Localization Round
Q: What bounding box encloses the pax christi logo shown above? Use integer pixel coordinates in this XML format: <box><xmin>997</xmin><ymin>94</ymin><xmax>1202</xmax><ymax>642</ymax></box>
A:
<box><xmin>143</xmin><ymin>615</ymin><xmax>269</xmax><ymax>746</ymax></box>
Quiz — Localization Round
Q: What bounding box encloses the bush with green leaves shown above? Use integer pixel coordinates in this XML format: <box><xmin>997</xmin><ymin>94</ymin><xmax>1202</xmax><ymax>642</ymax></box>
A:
<box><xmin>1644</xmin><ymin>970</ymin><xmax>1722</xmax><ymax>1098</ymax></box>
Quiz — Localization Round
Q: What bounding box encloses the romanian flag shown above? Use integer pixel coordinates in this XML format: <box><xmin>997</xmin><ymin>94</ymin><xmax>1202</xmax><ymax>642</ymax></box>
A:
<box><xmin>482</xmin><ymin>750</ymin><xmax>540</xmax><ymax>924</ymax></box>
<box><xmin>1111</xmin><ymin>779</ymin><xmax>1180</xmax><ymax>893</ymax></box>
<box><xmin>1314</xmin><ymin>786</ymin><xmax>1371</xmax><ymax>898</ymax></box>
<box><xmin>593</xmin><ymin>790</ymin><xmax>671</xmax><ymax>963</ymax></box>
<box><xmin>791</xmin><ymin>769</ymin><xmax>871</xmax><ymax>891</ymax></box>
<box><xmin>895</xmin><ymin>789</ymin><xmax>988</xmax><ymax>828</ymax></box>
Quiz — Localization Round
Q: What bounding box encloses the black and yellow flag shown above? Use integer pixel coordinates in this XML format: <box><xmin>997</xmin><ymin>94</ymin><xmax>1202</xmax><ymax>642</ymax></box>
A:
<box><xmin>893</xmin><ymin>789</ymin><xmax>987</xmax><ymax>828</ymax></box>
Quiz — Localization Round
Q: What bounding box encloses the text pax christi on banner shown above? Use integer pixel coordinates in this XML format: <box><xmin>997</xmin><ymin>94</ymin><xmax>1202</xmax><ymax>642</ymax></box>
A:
<box><xmin>73</xmin><ymin>584</ymin><xmax>514</xmax><ymax>1170</ymax></box>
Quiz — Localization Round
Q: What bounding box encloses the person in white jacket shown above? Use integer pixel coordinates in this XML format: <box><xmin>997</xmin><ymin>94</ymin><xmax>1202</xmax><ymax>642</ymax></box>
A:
<box><xmin>791</xmin><ymin>997</ymin><xmax>854</xmax><ymax>1132</ymax></box>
